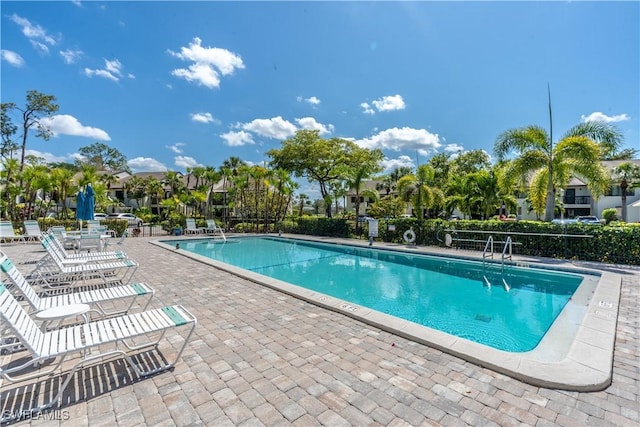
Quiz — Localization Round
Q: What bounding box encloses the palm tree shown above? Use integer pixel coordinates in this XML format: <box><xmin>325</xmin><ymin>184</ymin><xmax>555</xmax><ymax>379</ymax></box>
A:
<box><xmin>219</xmin><ymin>157</ymin><xmax>244</xmax><ymax>224</ymax></box>
<box><xmin>50</xmin><ymin>167</ymin><xmax>76</xmax><ymax>219</ymax></box>
<box><xmin>612</xmin><ymin>162</ymin><xmax>640</xmax><ymax>222</ymax></box>
<box><xmin>495</xmin><ymin>121</ymin><xmax>619</xmax><ymax>222</ymax></box>
<box><xmin>467</xmin><ymin>169</ymin><xmax>517</xmax><ymax>219</ymax></box>
<box><xmin>397</xmin><ymin>164</ymin><xmax>444</xmax><ymax>220</ymax></box>
<box><xmin>445</xmin><ymin>175</ymin><xmax>474</xmax><ymax>219</ymax></box>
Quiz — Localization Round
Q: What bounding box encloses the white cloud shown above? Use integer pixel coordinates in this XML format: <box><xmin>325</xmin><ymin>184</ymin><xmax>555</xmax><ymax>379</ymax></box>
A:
<box><xmin>60</xmin><ymin>49</ymin><xmax>83</xmax><ymax>64</ymax></box>
<box><xmin>360</xmin><ymin>102</ymin><xmax>375</xmax><ymax>115</ymax></box>
<box><xmin>190</xmin><ymin>112</ymin><xmax>216</xmax><ymax>123</ymax></box>
<box><xmin>361</xmin><ymin>94</ymin><xmax>406</xmax><ymax>115</ymax></box>
<box><xmin>84</xmin><ymin>58</ymin><xmax>134</xmax><ymax>82</ymax></box>
<box><xmin>84</xmin><ymin>68</ymin><xmax>118</xmax><ymax>81</ymax></box>
<box><xmin>174</xmin><ymin>156</ymin><xmax>202</xmax><ymax>169</ymax></box>
<box><xmin>239</xmin><ymin>116</ymin><xmax>297</xmax><ymax>140</ymax></box>
<box><xmin>168</xmin><ymin>37</ymin><xmax>244</xmax><ymax>89</ymax></box>
<box><xmin>220</xmin><ymin>130</ymin><xmax>255</xmax><ymax>147</ymax></box>
<box><xmin>444</xmin><ymin>143</ymin><xmax>464</xmax><ymax>153</ymax></box>
<box><xmin>1</xmin><ymin>50</ymin><xmax>25</xmax><ymax>67</ymax></box>
<box><xmin>128</xmin><ymin>157</ymin><xmax>167</xmax><ymax>173</ymax></box>
<box><xmin>30</xmin><ymin>40</ymin><xmax>50</xmax><ymax>54</ymax></box>
<box><xmin>581</xmin><ymin>112</ymin><xmax>630</xmax><ymax>123</ymax></box>
<box><xmin>298</xmin><ymin>96</ymin><xmax>320</xmax><ymax>106</ymax></box>
<box><xmin>10</xmin><ymin>14</ymin><xmax>57</xmax><ymax>48</ymax></box>
<box><xmin>295</xmin><ymin>117</ymin><xmax>334</xmax><ymax>135</ymax></box>
<box><xmin>355</xmin><ymin>127</ymin><xmax>441</xmax><ymax>154</ymax></box>
<box><xmin>39</xmin><ymin>115</ymin><xmax>110</xmax><ymax>141</ymax></box>
<box><xmin>167</xmin><ymin>142</ymin><xmax>186</xmax><ymax>154</ymax></box>
<box><xmin>380</xmin><ymin>155</ymin><xmax>415</xmax><ymax>173</ymax></box>
<box><xmin>372</xmin><ymin>94</ymin><xmax>405</xmax><ymax>112</ymax></box>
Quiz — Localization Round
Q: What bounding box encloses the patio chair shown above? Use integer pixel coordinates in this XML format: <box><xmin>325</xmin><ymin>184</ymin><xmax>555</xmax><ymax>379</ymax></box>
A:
<box><xmin>23</xmin><ymin>220</ymin><xmax>44</xmax><ymax>242</ymax></box>
<box><xmin>204</xmin><ymin>219</ymin><xmax>227</xmax><ymax>241</ymax></box>
<box><xmin>184</xmin><ymin>218</ymin><xmax>204</xmax><ymax>235</ymax></box>
<box><xmin>41</xmin><ymin>231</ymin><xmax>128</xmax><ymax>263</ymax></box>
<box><xmin>0</xmin><ymin>221</ymin><xmax>27</xmax><ymax>244</ymax></box>
<box><xmin>0</xmin><ymin>282</ymin><xmax>196</xmax><ymax>423</ymax></box>
<box><xmin>32</xmin><ymin>235</ymin><xmax>138</xmax><ymax>288</ymax></box>
<box><xmin>0</xmin><ymin>252</ymin><xmax>154</xmax><ymax>317</ymax></box>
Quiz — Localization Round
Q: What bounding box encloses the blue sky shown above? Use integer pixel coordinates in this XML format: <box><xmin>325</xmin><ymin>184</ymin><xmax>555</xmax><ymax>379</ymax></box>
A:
<box><xmin>2</xmin><ymin>1</ymin><xmax>638</xmax><ymax>196</ymax></box>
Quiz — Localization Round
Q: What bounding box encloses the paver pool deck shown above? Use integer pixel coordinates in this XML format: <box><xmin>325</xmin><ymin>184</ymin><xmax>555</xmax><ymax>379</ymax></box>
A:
<box><xmin>1</xmin><ymin>234</ymin><xmax>638</xmax><ymax>426</ymax></box>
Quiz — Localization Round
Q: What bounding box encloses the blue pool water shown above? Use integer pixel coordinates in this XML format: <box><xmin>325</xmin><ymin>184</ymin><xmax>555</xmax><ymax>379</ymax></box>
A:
<box><xmin>170</xmin><ymin>237</ymin><xmax>584</xmax><ymax>352</ymax></box>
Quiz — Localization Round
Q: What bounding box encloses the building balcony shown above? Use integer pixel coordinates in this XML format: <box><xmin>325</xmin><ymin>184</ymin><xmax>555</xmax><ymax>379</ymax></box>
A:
<box><xmin>563</xmin><ymin>196</ymin><xmax>591</xmax><ymax>205</ymax></box>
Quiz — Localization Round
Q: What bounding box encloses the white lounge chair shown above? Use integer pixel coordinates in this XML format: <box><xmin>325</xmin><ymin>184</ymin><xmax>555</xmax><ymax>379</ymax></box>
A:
<box><xmin>0</xmin><ymin>252</ymin><xmax>154</xmax><ymax>317</ymax></box>
<box><xmin>41</xmin><ymin>231</ymin><xmax>128</xmax><ymax>262</ymax></box>
<box><xmin>0</xmin><ymin>282</ymin><xmax>196</xmax><ymax>423</ymax></box>
<box><xmin>23</xmin><ymin>220</ymin><xmax>44</xmax><ymax>242</ymax></box>
<box><xmin>184</xmin><ymin>218</ymin><xmax>204</xmax><ymax>235</ymax></box>
<box><xmin>32</xmin><ymin>235</ymin><xmax>138</xmax><ymax>288</ymax></box>
<box><xmin>0</xmin><ymin>220</ymin><xmax>27</xmax><ymax>244</ymax></box>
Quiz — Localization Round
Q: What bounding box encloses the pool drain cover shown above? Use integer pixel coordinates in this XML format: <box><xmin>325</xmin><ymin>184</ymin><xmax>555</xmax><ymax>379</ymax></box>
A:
<box><xmin>475</xmin><ymin>314</ymin><xmax>492</xmax><ymax>322</ymax></box>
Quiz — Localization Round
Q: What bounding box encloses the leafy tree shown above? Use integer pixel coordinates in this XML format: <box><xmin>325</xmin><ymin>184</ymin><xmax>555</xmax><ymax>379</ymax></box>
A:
<box><xmin>268</xmin><ymin>129</ymin><xmax>383</xmax><ymax>217</ymax></box>
<box><xmin>611</xmin><ymin>162</ymin><xmax>640</xmax><ymax>222</ymax></box>
<box><xmin>397</xmin><ymin>164</ymin><xmax>444</xmax><ymax>220</ymax></box>
<box><xmin>495</xmin><ymin>121</ymin><xmax>617</xmax><ymax>221</ymax></box>
<box><xmin>428</xmin><ymin>153</ymin><xmax>452</xmax><ymax>188</ymax></box>
<box><xmin>1</xmin><ymin>102</ymin><xmax>18</xmax><ymax>160</ymax></box>
<box><xmin>451</xmin><ymin>149</ymin><xmax>491</xmax><ymax>176</ymax></box>
<box><xmin>0</xmin><ymin>158</ymin><xmax>21</xmax><ymax>219</ymax></box>
<box><xmin>10</xmin><ymin>91</ymin><xmax>59</xmax><ymax>175</ymax></box>
<box><xmin>367</xmin><ymin>194</ymin><xmax>406</xmax><ymax>219</ymax></box>
<box><xmin>77</xmin><ymin>142</ymin><xmax>130</xmax><ymax>172</ymax></box>
<box><xmin>124</xmin><ymin>175</ymin><xmax>146</xmax><ymax>209</ymax></box>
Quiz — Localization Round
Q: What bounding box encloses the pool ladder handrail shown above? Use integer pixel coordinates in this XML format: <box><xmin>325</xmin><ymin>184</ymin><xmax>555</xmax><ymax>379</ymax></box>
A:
<box><xmin>482</xmin><ymin>235</ymin><xmax>512</xmax><ymax>292</ymax></box>
<box><xmin>482</xmin><ymin>235</ymin><xmax>494</xmax><ymax>263</ymax></box>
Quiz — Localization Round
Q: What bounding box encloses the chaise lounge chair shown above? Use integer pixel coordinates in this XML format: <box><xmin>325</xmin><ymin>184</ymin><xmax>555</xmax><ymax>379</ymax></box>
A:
<box><xmin>0</xmin><ymin>282</ymin><xmax>196</xmax><ymax>423</ymax></box>
<box><xmin>0</xmin><ymin>221</ymin><xmax>27</xmax><ymax>244</ymax></box>
<box><xmin>32</xmin><ymin>235</ymin><xmax>138</xmax><ymax>288</ymax></box>
<box><xmin>23</xmin><ymin>220</ymin><xmax>44</xmax><ymax>242</ymax></box>
<box><xmin>0</xmin><ymin>251</ymin><xmax>154</xmax><ymax>317</ymax></box>
<box><xmin>184</xmin><ymin>218</ymin><xmax>205</xmax><ymax>235</ymax></box>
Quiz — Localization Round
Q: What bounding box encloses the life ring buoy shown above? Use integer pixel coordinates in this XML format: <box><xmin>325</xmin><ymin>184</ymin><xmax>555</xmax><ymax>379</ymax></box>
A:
<box><xmin>444</xmin><ymin>233</ymin><xmax>453</xmax><ymax>247</ymax></box>
<box><xmin>403</xmin><ymin>229</ymin><xmax>416</xmax><ymax>244</ymax></box>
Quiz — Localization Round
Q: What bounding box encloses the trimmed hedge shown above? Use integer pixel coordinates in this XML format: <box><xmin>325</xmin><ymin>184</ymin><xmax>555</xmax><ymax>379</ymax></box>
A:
<box><xmin>281</xmin><ymin>217</ymin><xmax>640</xmax><ymax>265</ymax></box>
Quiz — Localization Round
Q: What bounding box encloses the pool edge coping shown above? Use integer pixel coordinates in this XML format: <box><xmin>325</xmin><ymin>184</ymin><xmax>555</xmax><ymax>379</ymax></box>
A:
<box><xmin>151</xmin><ymin>235</ymin><xmax>621</xmax><ymax>391</ymax></box>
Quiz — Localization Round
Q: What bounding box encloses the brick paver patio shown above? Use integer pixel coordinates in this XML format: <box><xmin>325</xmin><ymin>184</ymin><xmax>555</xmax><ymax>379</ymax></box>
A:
<box><xmin>1</xmin><ymin>235</ymin><xmax>638</xmax><ymax>426</ymax></box>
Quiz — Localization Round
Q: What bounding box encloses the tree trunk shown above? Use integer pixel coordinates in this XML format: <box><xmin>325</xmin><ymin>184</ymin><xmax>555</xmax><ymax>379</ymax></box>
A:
<box><xmin>544</xmin><ymin>175</ymin><xmax>555</xmax><ymax>222</ymax></box>
<box><xmin>621</xmin><ymin>179</ymin><xmax>628</xmax><ymax>222</ymax></box>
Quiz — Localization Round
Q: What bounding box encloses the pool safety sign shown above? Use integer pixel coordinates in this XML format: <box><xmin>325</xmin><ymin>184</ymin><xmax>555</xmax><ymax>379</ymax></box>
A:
<box><xmin>368</xmin><ymin>219</ymin><xmax>379</xmax><ymax>237</ymax></box>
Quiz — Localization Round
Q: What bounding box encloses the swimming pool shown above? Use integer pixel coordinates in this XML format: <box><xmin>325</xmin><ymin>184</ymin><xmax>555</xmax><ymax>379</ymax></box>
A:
<box><xmin>166</xmin><ymin>236</ymin><xmax>583</xmax><ymax>351</ymax></box>
<box><xmin>154</xmin><ymin>235</ymin><xmax>620</xmax><ymax>390</ymax></box>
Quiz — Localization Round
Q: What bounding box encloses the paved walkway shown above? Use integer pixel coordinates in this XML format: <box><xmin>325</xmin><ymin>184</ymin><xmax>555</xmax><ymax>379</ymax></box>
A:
<box><xmin>0</xmin><ymin>235</ymin><xmax>638</xmax><ymax>426</ymax></box>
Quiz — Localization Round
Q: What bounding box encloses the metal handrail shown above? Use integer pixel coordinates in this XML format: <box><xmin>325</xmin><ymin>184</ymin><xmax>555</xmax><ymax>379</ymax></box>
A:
<box><xmin>482</xmin><ymin>235</ymin><xmax>494</xmax><ymax>265</ymax></box>
<box><xmin>502</xmin><ymin>236</ymin><xmax>513</xmax><ymax>263</ymax></box>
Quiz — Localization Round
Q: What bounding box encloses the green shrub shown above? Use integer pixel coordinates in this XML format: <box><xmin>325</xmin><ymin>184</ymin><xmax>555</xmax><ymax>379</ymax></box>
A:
<box><xmin>601</xmin><ymin>208</ymin><xmax>618</xmax><ymax>224</ymax></box>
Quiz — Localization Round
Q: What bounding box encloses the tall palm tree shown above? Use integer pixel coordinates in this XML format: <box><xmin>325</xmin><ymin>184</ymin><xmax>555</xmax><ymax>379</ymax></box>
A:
<box><xmin>50</xmin><ymin>167</ymin><xmax>75</xmax><ymax>219</ymax></box>
<box><xmin>495</xmin><ymin>121</ymin><xmax>619</xmax><ymax>221</ymax></box>
<box><xmin>219</xmin><ymin>157</ymin><xmax>244</xmax><ymax>223</ymax></box>
<box><xmin>397</xmin><ymin>164</ymin><xmax>444</xmax><ymax>220</ymax></box>
<box><xmin>612</xmin><ymin>162</ymin><xmax>640</xmax><ymax>222</ymax></box>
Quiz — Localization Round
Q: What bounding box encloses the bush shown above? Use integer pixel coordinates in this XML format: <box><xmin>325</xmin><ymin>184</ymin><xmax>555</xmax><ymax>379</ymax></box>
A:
<box><xmin>601</xmin><ymin>208</ymin><xmax>618</xmax><ymax>224</ymax></box>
